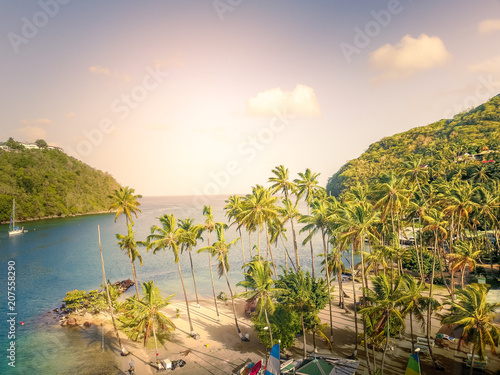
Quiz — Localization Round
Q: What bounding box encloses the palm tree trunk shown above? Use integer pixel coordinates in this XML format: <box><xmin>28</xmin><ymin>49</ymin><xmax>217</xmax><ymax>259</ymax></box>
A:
<box><xmin>470</xmin><ymin>342</ymin><xmax>476</xmax><ymax>375</ymax></box>
<box><xmin>412</xmin><ymin>222</ymin><xmax>426</xmax><ymax>286</ymax></box>
<box><xmin>265</xmin><ymin>223</ymin><xmax>278</xmax><ymax>278</ymax></box>
<box><xmin>187</xmin><ymin>248</ymin><xmax>200</xmax><ymax>307</ymax></box>
<box><xmin>410</xmin><ymin>310</ymin><xmax>414</xmax><ymax>353</ymax></box>
<box><xmin>350</xmin><ymin>244</ymin><xmax>358</xmax><ymax>357</ymax></box>
<box><xmin>461</xmin><ymin>266</ymin><xmax>465</xmax><ymax>288</ymax></box>
<box><xmin>152</xmin><ymin>313</ymin><xmax>159</xmax><ymax>366</ymax></box>
<box><xmin>427</xmin><ymin>231</ymin><xmax>438</xmax><ymax>366</ymax></box>
<box><xmin>321</xmin><ymin>230</ymin><xmax>334</xmax><ymax>343</ymax></box>
<box><xmin>248</xmin><ymin>232</ymin><xmax>253</xmax><ymax>258</ymax></box>
<box><xmin>177</xmin><ymin>262</ymin><xmax>195</xmax><ymax>335</ymax></box>
<box><xmin>301</xmin><ymin>311</ymin><xmax>307</xmax><ymax>359</ymax></box>
<box><xmin>130</xmin><ymin>254</ymin><xmax>140</xmax><ymax>300</ymax></box>
<box><xmin>208</xmin><ymin>254</ymin><xmax>220</xmax><ymax>320</ymax></box>
<box><xmin>222</xmin><ymin>262</ymin><xmax>242</xmax><ymax>336</ymax></box>
<box><xmin>307</xmin><ymin>205</ymin><xmax>315</xmax><ymax>278</ymax></box>
<box><xmin>291</xmin><ymin>217</ymin><xmax>300</xmax><ymax>269</ymax></box>
<box><xmin>337</xmin><ymin>263</ymin><xmax>345</xmax><ymax>309</ymax></box>
<box><xmin>380</xmin><ymin>311</ymin><xmax>390</xmax><ymax>374</ymax></box>
<box><xmin>98</xmin><ymin>226</ymin><xmax>125</xmax><ymax>354</ymax></box>
<box><xmin>239</xmin><ymin>228</ymin><xmax>246</xmax><ymax>266</ymax></box>
<box><xmin>264</xmin><ymin>308</ymin><xmax>273</xmax><ymax>346</ymax></box>
<box><xmin>360</xmin><ymin>241</ymin><xmax>372</xmax><ymax>375</ymax></box>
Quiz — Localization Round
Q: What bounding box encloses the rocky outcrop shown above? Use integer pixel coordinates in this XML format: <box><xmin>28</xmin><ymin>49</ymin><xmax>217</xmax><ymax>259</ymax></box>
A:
<box><xmin>113</xmin><ymin>279</ymin><xmax>134</xmax><ymax>293</ymax></box>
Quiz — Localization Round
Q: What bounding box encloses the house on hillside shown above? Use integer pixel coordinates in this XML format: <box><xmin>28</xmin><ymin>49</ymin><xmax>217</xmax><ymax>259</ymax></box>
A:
<box><xmin>21</xmin><ymin>142</ymin><xmax>39</xmax><ymax>149</ymax></box>
<box><xmin>0</xmin><ymin>145</ymin><xmax>10</xmax><ymax>151</ymax></box>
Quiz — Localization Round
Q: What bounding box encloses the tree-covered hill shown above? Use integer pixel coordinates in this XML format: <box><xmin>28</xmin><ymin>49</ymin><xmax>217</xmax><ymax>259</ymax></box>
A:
<box><xmin>327</xmin><ymin>94</ymin><xmax>500</xmax><ymax>196</ymax></box>
<box><xmin>0</xmin><ymin>141</ymin><xmax>122</xmax><ymax>222</ymax></box>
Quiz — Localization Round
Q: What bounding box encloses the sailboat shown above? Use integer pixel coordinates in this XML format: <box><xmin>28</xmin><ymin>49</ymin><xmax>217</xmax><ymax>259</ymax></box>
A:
<box><xmin>8</xmin><ymin>199</ymin><xmax>25</xmax><ymax>236</ymax></box>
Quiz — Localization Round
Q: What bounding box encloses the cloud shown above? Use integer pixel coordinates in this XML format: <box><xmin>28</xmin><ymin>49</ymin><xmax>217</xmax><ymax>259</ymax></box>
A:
<box><xmin>66</xmin><ymin>112</ymin><xmax>76</xmax><ymax>120</ymax></box>
<box><xmin>89</xmin><ymin>65</ymin><xmax>110</xmax><ymax>75</ymax></box>
<box><xmin>370</xmin><ymin>34</ymin><xmax>452</xmax><ymax>84</ymax></box>
<box><xmin>89</xmin><ymin>65</ymin><xmax>131</xmax><ymax>82</ymax></box>
<box><xmin>469</xmin><ymin>56</ymin><xmax>500</xmax><ymax>76</ymax></box>
<box><xmin>153</xmin><ymin>57</ymin><xmax>185</xmax><ymax>68</ymax></box>
<box><xmin>15</xmin><ymin>126</ymin><xmax>47</xmax><ymax>140</ymax></box>
<box><xmin>478</xmin><ymin>19</ymin><xmax>500</xmax><ymax>34</ymax></box>
<box><xmin>246</xmin><ymin>84</ymin><xmax>321</xmax><ymax>117</ymax></box>
<box><xmin>20</xmin><ymin>118</ymin><xmax>52</xmax><ymax>125</ymax></box>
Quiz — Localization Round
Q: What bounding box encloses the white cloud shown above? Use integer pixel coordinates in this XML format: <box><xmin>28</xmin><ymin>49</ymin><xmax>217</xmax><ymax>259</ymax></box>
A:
<box><xmin>66</xmin><ymin>112</ymin><xmax>76</xmax><ymax>120</ymax></box>
<box><xmin>469</xmin><ymin>56</ymin><xmax>500</xmax><ymax>76</ymax></box>
<box><xmin>89</xmin><ymin>65</ymin><xmax>130</xmax><ymax>82</ymax></box>
<box><xmin>478</xmin><ymin>19</ymin><xmax>500</xmax><ymax>34</ymax></box>
<box><xmin>153</xmin><ymin>57</ymin><xmax>185</xmax><ymax>68</ymax></box>
<box><xmin>370</xmin><ymin>34</ymin><xmax>452</xmax><ymax>84</ymax></box>
<box><xmin>15</xmin><ymin>126</ymin><xmax>47</xmax><ymax>140</ymax></box>
<box><xmin>20</xmin><ymin>118</ymin><xmax>52</xmax><ymax>125</ymax></box>
<box><xmin>246</xmin><ymin>84</ymin><xmax>321</xmax><ymax>117</ymax></box>
<box><xmin>89</xmin><ymin>65</ymin><xmax>110</xmax><ymax>75</ymax></box>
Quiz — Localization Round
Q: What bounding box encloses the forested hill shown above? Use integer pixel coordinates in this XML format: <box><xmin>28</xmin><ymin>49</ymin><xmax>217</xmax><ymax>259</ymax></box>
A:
<box><xmin>0</xmin><ymin>144</ymin><xmax>121</xmax><ymax>222</ymax></box>
<box><xmin>327</xmin><ymin>94</ymin><xmax>500</xmax><ymax>196</ymax></box>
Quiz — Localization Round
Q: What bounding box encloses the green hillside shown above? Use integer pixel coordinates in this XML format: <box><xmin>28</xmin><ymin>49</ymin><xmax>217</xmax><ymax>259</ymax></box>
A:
<box><xmin>327</xmin><ymin>94</ymin><xmax>500</xmax><ymax>196</ymax></box>
<box><xmin>0</xmin><ymin>139</ymin><xmax>121</xmax><ymax>222</ymax></box>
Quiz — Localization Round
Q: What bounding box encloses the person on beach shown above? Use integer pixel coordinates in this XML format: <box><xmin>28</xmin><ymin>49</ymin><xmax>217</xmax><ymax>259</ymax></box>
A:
<box><xmin>128</xmin><ymin>358</ymin><xmax>135</xmax><ymax>374</ymax></box>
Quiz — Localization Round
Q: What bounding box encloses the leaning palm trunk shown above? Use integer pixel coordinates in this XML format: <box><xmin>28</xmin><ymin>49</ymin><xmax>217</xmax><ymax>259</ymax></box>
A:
<box><xmin>187</xmin><ymin>248</ymin><xmax>200</xmax><ymax>307</ymax></box>
<box><xmin>470</xmin><ymin>342</ymin><xmax>476</xmax><ymax>375</ymax></box>
<box><xmin>178</xmin><ymin>262</ymin><xmax>195</xmax><ymax>335</ymax></box>
<box><xmin>321</xmin><ymin>230</ymin><xmax>334</xmax><ymax>342</ymax></box>
<box><xmin>264</xmin><ymin>308</ymin><xmax>273</xmax><ymax>347</ymax></box>
<box><xmin>350</xmin><ymin>244</ymin><xmax>358</xmax><ymax>357</ymax></box>
<box><xmin>130</xmin><ymin>253</ymin><xmax>140</xmax><ymax>299</ymax></box>
<box><xmin>239</xmin><ymin>227</ymin><xmax>246</xmax><ymax>267</ymax></box>
<box><xmin>208</xmin><ymin>254</ymin><xmax>220</xmax><ymax>320</ymax></box>
<box><xmin>222</xmin><ymin>261</ymin><xmax>242</xmax><ymax>336</ymax></box>
<box><xmin>98</xmin><ymin>226</ymin><xmax>125</xmax><ymax>354</ymax></box>
<box><xmin>151</xmin><ymin>313</ymin><xmax>159</xmax><ymax>365</ymax></box>
<box><xmin>427</xmin><ymin>232</ymin><xmax>438</xmax><ymax>366</ymax></box>
<box><xmin>265</xmin><ymin>223</ymin><xmax>278</xmax><ymax>278</ymax></box>
<box><xmin>290</xmin><ymin>217</ymin><xmax>300</xmax><ymax>269</ymax></box>
<box><xmin>380</xmin><ymin>311</ymin><xmax>390</xmax><ymax>374</ymax></box>
<box><xmin>301</xmin><ymin>311</ymin><xmax>307</xmax><ymax>359</ymax></box>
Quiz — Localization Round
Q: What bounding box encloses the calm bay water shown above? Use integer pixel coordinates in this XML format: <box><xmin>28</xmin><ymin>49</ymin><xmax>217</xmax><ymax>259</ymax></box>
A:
<box><xmin>0</xmin><ymin>195</ymin><xmax>351</xmax><ymax>374</ymax></box>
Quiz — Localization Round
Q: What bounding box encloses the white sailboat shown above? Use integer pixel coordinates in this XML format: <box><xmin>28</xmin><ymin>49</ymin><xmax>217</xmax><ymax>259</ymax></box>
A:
<box><xmin>8</xmin><ymin>199</ymin><xmax>25</xmax><ymax>236</ymax></box>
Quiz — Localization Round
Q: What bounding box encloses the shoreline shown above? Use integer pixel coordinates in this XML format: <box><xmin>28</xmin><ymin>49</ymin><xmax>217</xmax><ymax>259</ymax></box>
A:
<box><xmin>1</xmin><ymin>210</ymin><xmax>113</xmax><ymax>225</ymax></box>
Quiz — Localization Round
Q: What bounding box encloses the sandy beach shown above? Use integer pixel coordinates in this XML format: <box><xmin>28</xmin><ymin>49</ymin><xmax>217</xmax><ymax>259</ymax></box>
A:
<box><xmin>91</xmin><ymin>280</ymin><xmax>500</xmax><ymax>375</ymax></box>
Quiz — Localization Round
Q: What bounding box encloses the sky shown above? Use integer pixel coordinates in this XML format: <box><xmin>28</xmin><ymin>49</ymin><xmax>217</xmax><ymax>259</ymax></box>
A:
<box><xmin>1</xmin><ymin>0</ymin><xmax>500</xmax><ymax>198</ymax></box>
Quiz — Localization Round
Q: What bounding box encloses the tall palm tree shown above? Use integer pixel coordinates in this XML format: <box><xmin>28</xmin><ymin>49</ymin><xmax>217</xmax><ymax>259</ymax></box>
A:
<box><xmin>278</xmin><ymin>198</ymin><xmax>301</xmax><ymax>268</ymax></box>
<box><xmin>360</xmin><ymin>274</ymin><xmax>405</xmax><ymax>374</ymax></box>
<box><xmin>440</xmin><ymin>283</ymin><xmax>500</xmax><ymax>375</ymax></box>
<box><xmin>178</xmin><ymin>218</ymin><xmax>204</xmax><ymax>308</ymax></box>
<box><xmin>116</xmin><ymin>223</ymin><xmax>143</xmax><ymax>299</ymax></box>
<box><xmin>320</xmin><ymin>245</ymin><xmax>346</xmax><ymax>309</ymax></box>
<box><xmin>300</xmin><ymin>198</ymin><xmax>335</xmax><ymax>342</ymax></box>
<box><xmin>198</xmin><ymin>225</ymin><xmax>242</xmax><ymax>337</ymax></box>
<box><xmin>474</xmin><ymin>186</ymin><xmax>499</xmax><ymax>274</ymax></box>
<box><xmin>295</xmin><ymin>169</ymin><xmax>321</xmax><ymax>277</ymax></box>
<box><xmin>122</xmin><ymin>281</ymin><xmax>175</xmax><ymax>361</ymax></box>
<box><xmin>269</xmin><ymin>165</ymin><xmax>296</xmax><ymax>201</ymax></box>
<box><xmin>277</xmin><ymin>269</ymin><xmax>316</xmax><ymax>359</ymax></box>
<box><xmin>236</xmin><ymin>259</ymin><xmax>284</xmax><ymax>347</ymax></box>
<box><xmin>98</xmin><ymin>225</ymin><xmax>126</xmax><ymax>355</ymax></box>
<box><xmin>202</xmin><ymin>205</ymin><xmax>222</xmax><ymax>320</ymax></box>
<box><xmin>146</xmin><ymin>214</ymin><xmax>196</xmax><ymax>337</ymax></box>
<box><xmin>399</xmin><ymin>275</ymin><xmax>439</xmax><ymax>352</ymax></box>
<box><xmin>224</xmin><ymin>195</ymin><xmax>246</xmax><ymax>267</ymax></box>
<box><xmin>422</xmin><ymin>208</ymin><xmax>448</xmax><ymax>366</ymax></box>
<box><xmin>108</xmin><ymin>186</ymin><xmax>142</xmax><ymax>227</ymax></box>
<box><xmin>452</xmin><ymin>240</ymin><xmax>482</xmax><ymax>287</ymax></box>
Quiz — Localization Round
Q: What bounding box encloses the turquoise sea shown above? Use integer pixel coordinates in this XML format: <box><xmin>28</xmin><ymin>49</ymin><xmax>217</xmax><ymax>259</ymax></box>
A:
<box><xmin>0</xmin><ymin>195</ymin><xmax>351</xmax><ymax>374</ymax></box>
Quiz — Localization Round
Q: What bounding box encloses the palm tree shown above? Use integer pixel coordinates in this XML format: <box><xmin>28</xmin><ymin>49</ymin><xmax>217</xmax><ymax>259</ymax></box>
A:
<box><xmin>116</xmin><ymin>223</ymin><xmax>143</xmax><ymax>299</ymax></box>
<box><xmin>320</xmin><ymin>245</ymin><xmax>346</xmax><ymax>309</ymax></box>
<box><xmin>146</xmin><ymin>214</ymin><xmax>196</xmax><ymax>337</ymax></box>
<box><xmin>198</xmin><ymin>224</ymin><xmax>243</xmax><ymax>338</ymax></box>
<box><xmin>122</xmin><ymin>281</ymin><xmax>175</xmax><ymax>361</ymax></box>
<box><xmin>202</xmin><ymin>205</ymin><xmax>222</xmax><ymax>320</ymax></box>
<box><xmin>236</xmin><ymin>259</ymin><xmax>284</xmax><ymax>347</ymax></box>
<box><xmin>224</xmin><ymin>195</ymin><xmax>247</xmax><ymax>267</ymax></box>
<box><xmin>277</xmin><ymin>269</ymin><xmax>316</xmax><ymax>359</ymax></box>
<box><xmin>300</xmin><ymin>198</ymin><xmax>334</xmax><ymax>342</ymax></box>
<box><xmin>422</xmin><ymin>208</ymin><xmax>448</xmax><ymax>366</ymax></box>
<box><xmin>178</xmin><ymin>218</ymin><xmax>204</xmax><ymax>308</ymax></box>
<box><xmin>269</xmin><ymin>165</ymin><xmax>296</xmax><ymax>201</ymax></box>
<box><xmin>278</xmin><ymin>198</ymin><xmax>301</xmax><ymax>268</ymax></box>
<box><xmin>295</xmin><ymin>169</ymin><xmax>321</xmax><ymax>277</ymax></box>
<box><xmin>98</xmin><ymin>225</ymin><xmax>126</xmax><ymax>355</ymax></box>
<box><xmin>108</xmin><ymin>186</ymin><xmax>142</xmax><ymax>227</ymax></box>
<box><xmin>452</xmin><ymin>240</ymin><xmax>482</xmax><ymax>287</ymax></box>
<box><xmin>399</xmin><ymin>275</ymin><xmax>439</xmax><ymax>352</ymax></box>
<box><xmin>359</xmin><ymin>274</ymin><xmax>405</xmax><ymax>374</ymax></box>
<box><xmin>440</xmin><ymin>283</ymin><xmax>500</xmax><ymax>375</ymax></box>
<box><xmin>474</xmin><ymin>186</ymin><xmax>499</xmax><ymax>274</ymax></box>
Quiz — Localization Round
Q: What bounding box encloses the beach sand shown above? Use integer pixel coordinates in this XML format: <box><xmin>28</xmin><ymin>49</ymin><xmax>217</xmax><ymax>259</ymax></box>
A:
<box><xmin>98</xmin><ymin>280</ymin><xmax>499</xmax><ymax>375</ymax></box>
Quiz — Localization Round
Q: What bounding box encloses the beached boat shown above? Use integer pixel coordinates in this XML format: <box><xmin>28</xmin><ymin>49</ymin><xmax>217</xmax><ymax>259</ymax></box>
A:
<box><xmin>8</xmin><ymin>199</ymin><xmax>25</xmax><ymax>236</ymax></box>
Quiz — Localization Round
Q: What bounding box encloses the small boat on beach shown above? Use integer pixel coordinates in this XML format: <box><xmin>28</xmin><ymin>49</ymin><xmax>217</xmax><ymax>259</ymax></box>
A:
<box><xmin>9</xmin><ymin>199</ymin><xmax>26</xmax><ymax>236</ymax></box>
